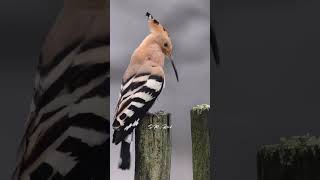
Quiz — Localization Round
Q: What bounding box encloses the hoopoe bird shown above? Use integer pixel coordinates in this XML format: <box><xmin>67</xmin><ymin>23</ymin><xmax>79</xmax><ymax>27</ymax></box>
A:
<box><xmin>112</xmin><ymin>12</ymin><xmax>179</xmax><ymax>170</ymax></box>
<box><xmin>13</xmin><ymin>0</ymin><xmax>110</xmax><ymax>179</ymax></box>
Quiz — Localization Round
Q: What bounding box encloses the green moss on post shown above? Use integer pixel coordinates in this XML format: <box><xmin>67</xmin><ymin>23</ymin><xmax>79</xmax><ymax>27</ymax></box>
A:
<box><xmin>134</xmin><ymin>112</ymin><xmax>171</xmax><ymax>180</ymax></box>
<box><xmin>257</xmin><ymin>135</ymin><xmax>320</xmax><ymax>180</ymax></box>
<box><xmin>191</xmin><ymin>104</ymin><xmax>211</xmax><ymax>180</ymax></box>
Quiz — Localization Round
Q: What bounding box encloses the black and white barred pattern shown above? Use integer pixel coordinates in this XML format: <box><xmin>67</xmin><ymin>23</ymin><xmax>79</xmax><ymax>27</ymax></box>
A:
<box><xmin>13</xmin><ymin>21</ymin><xmax>110</xmax><ymax>180</ymax></box>
<box><xmin>112</xmin><ymin>72</ymin><xmax>164</xmax><ymax>169</ymax></box>
<box><xmin>112</xmin><ymin>73</ymin><xmax>164</xmax><ymax>144</ymax></box>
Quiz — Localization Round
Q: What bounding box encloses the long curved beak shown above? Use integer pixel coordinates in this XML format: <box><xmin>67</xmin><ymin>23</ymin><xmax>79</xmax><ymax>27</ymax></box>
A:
<box><xmin>169</xmin><ymin>56</ymin><xmax>179</xmax><ymax>82</ymax></box>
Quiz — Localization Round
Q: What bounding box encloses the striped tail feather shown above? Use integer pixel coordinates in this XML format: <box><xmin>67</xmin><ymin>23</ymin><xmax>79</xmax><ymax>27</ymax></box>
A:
<box><xmin>112</xmin><ymin>131</ymin><xmax>132</xmax><ymax>170</ymax></box>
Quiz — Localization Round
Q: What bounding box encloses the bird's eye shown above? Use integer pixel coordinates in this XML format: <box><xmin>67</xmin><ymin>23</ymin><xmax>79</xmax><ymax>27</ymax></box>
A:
<box><xmin>164</xmin><ymin>43</ymin><xmax>168</xmax><ymax>47</ymax></box>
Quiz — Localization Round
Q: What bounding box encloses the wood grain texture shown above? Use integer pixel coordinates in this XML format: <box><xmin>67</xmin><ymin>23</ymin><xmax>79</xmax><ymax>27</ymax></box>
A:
<box><xmin>134</xmin><ymin>112</ymin><xmax>171</xmax><ymax>180</ymax></box>
<box><xmin>191</xmin><ymin>104</ymin><xmax>211</xmax><ymax>180</ymax></box>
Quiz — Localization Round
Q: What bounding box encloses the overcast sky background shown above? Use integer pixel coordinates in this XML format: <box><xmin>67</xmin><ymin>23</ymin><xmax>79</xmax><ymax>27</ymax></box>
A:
<box><xmin>110</xmin><ymin>0</ymin><xmax>210</xmax><ymax>179</ymax></box>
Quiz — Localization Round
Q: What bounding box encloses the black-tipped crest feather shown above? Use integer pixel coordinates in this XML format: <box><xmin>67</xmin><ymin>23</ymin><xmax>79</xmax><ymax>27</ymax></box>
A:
<box><xmin>146</xmin><ymin>12</ymin><xmax>153</xmax><ymax>19</ymax></box>
<box><xmin>146</xmin><ymin>12</ymin><xmax>159</xmax><ymax>24</ymax></box>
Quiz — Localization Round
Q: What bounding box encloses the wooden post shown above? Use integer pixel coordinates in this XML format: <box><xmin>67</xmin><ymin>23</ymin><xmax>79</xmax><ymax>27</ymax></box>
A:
<box><xmin>257</xmin><ymin>135</ymin><xmax>320</xmax><ymax>180</ymax></box>
<box><xmin>191</xmin><ymin>104</ymin><xmax>211</xmax><ymax>180</ymax></box>
<box><xmin>134</xmin><ymin>112</ymin><xmax>171</xmax><ymax>180</ymax></box>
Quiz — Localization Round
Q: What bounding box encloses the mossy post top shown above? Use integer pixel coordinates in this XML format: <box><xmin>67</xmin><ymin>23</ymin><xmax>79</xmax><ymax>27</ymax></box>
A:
<box><xmin>192</xmin><ymin>104</ymin><xmax>210</xmax><ymax>114</ymax></box>
<box><xmin>258</xmin><ymin>135</ymin><xmax>320</xmax><ymax>166</ymax></box>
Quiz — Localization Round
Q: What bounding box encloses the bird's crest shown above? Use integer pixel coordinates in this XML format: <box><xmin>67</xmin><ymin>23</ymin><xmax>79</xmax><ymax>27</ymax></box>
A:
<box><xmin>146</xmin><ymin>12</ymin><xmax>169</xmax><ymax>36</ymax></box>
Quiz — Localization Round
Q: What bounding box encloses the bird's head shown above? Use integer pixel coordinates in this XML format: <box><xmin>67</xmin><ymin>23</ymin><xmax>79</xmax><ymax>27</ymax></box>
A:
<box><xmin>145</xmin><ymin>12</ymin><xmax>178</xmax><ymax>81</ymax></box>
<box><xmin>146</xmin><ymin>12</ymin><xmax>173</xmax><ymax>57</ymax></box>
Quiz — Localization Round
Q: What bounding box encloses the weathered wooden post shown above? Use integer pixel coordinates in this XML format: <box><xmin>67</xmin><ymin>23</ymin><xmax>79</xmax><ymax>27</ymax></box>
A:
<box><xmin>134</xmin><ymin>111</ymin><xmax>171</xmax><ymax>180</ymax></box>
<box><xmin>257</xmin><ymin>135</ymin><xmax>320</xmax><ymax>180</ymax></box>
<box><xmin>191</xmin><ymin>104</ymin><xmax>211</xmax><ymax>180</ymax></box>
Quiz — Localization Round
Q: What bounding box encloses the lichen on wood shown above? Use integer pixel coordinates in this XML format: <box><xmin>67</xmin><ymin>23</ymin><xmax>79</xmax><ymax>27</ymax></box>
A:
<box><xmin>191</xmin><ymin>104</ymin><xmax>211</xmax><ymax>180</ymax></box>
<box><xmin>134</xmin><ymin>112</ymin><xmax>171</xmax><ymax>180</ymax></box>
<box><xmin>257</xmin><ymin>134</ymin><xmax>320</xmax><ymax>180</ymax></box>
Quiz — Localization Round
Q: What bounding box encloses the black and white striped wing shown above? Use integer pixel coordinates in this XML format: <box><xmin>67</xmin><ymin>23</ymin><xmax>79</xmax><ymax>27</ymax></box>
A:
<box><xmin>13</xmin><ymin>16</ymin><xmax>110</xmax><ymax>180</ymax></box>
<box><xmin>112</xmin><ymin>73</ymin><xmax>164</xmax><ymax>144</ymax></box>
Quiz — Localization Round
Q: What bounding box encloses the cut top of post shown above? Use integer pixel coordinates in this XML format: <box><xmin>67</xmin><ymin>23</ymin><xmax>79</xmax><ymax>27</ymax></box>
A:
<box><xmin>192</xmin><ymin>104</ymin><xmax>210</xmax><ymax>114</ymax></box>
<box><xmin>139</xmin><ymin>112</ymin><xmax>171</xmax><ymax>130</ymax></box>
